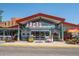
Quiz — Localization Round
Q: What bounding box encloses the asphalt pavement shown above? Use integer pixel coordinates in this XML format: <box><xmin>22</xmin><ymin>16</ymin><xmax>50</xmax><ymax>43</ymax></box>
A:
<box><xmin>0</xmin><ymin>46</ymin><xmax>79</xmax><ymax>56</ymax></box>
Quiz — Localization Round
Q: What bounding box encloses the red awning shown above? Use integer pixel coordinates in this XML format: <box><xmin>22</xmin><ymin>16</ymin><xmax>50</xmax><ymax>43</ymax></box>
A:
<box><xmin>67</xmin><ymin>28</ymin><xmax>79</xmax><ymax>33</ymax></box>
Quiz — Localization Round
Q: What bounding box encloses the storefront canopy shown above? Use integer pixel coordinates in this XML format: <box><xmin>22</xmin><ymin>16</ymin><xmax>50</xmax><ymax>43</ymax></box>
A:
<box><xmin>67</xmin><ymin>28</ymin><xmax>79</xmax><ymax>33</ymax></box>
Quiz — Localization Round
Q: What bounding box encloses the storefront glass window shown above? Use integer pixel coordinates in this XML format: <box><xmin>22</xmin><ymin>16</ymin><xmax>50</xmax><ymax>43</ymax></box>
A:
<box><xmin>45</xmin><ymin>31</ymin><xmax>49</xmax><ymax>36</ymax></box>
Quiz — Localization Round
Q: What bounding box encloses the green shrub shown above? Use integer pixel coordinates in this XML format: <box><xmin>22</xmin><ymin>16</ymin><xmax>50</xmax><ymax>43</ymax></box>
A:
<box><xmin>5</xmin><ymin>39</ymin><xmax>15</xmax><ymax>42</ymax></box>
<box><xmin>65</xmin><ymin>39</ymin><xmax>79</xmax><ymax>44</ymax></box>
<box><xmin>28</xmin><ymin>37</ymin><xmax>34</xmax><ymax>42</ymax></box>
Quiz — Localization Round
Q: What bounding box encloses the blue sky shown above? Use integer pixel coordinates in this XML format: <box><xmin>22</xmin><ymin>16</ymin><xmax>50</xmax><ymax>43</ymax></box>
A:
<box><xmin>0</xmin><ymin>3</ymin><xmax>79</xmax><ymax>24</ymax></box>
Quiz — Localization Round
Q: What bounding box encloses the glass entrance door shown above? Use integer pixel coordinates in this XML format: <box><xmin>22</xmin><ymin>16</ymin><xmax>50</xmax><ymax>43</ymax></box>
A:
<box><xmin>53</xmin><ymin>33</ymin><xmax>59</xmax><ymax>41</ymax></box>
<box><xmin>31</xmin><ymin>31</ymin><xmax>50</xmax><ymax>40</ymax></box>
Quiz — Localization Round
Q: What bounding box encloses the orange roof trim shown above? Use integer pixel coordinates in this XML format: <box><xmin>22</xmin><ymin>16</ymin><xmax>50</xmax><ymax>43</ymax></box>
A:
<box><xmin>8</xmin><ymin>25</ymin><xmax>18</xmax><ymax>28</ymax></box>
<box><xmin>64</xmin><ymin>22</ymin><xmax>79</xmax><ymax>26</ymax></box>
<box><xmin>16</xmin><ymin>13</ymin><xmax>65</xmax><ymax>23</ymax></box>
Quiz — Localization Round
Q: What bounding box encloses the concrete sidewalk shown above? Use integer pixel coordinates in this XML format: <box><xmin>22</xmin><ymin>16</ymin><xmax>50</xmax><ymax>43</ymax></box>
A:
<box><xmin>0</xmin><ymin>41</ymin><xmax>79</xmax><ymax>48</ymax></box>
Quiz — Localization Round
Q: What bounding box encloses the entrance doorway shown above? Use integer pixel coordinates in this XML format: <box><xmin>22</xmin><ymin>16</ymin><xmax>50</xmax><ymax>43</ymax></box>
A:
<box><xmin>53</xmin><ymin>33</ymin><xmax>59</xmax><ymax>41</ymax></box>
<box><xmin>31</xmin><ymin>31</ymin><xmax>50</xmax><ymax>40</ymax></box>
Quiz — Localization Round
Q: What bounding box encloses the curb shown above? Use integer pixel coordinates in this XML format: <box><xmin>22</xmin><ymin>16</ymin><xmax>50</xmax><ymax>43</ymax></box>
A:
<box><xmin>0</xmin><ymin>43</ymin><xmax>79</xmax><ymax>48</ymax></box>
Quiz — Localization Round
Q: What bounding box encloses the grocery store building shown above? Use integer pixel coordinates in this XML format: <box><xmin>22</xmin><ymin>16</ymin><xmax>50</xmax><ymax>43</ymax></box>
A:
<box><xmin>0</xmin><ymin>13</ymin><xmax>78</xmax><ymax>42</ymax></box>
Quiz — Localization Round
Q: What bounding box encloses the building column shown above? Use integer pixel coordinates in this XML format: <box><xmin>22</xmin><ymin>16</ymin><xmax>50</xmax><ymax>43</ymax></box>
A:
<box><xmin>61</xmin><ymin>23</ymin><xmax>64</xmax><ymax>41</ymax></box>
<box><xmin>3</xmin><ymin>30</ymin><xmax>5</xmax><ymax>40</ymax></box>
<box><xmin>59</xmin><ymin>31</ymin><xmax>60</xmax><ymax>41</ymax></box>
<box><xmin>17</xmin><ymin>25</ymin><xmax>20</xmax><ymax>41</ymax></box>
<box><xmin>51</xmin><ymin>33</ymin><xmax>53</xmax><ymax>42</ymax></box>
<box><xmin>58</xmin><ymin>24</ymin><xmax>61</xmax><ymax>41</ymax></box>
<box><xmin>50</xmin><ymin>29</ymin><xmax>53</xmax><ymax>42</ymax></box>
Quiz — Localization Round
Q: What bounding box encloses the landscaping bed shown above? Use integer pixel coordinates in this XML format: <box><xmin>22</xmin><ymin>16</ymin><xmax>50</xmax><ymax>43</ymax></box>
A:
<box><xmin>65</xmin><ymin>39</ymin><xmax>79</xmax><ymax>44</ymax></box>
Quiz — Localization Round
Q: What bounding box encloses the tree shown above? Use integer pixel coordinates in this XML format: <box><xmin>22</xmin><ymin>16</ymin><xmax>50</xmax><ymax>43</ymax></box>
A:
<box><xmin>0</xmin><ymin>10</ymin><xmax>3</xmax><ymax>22</ymax></box>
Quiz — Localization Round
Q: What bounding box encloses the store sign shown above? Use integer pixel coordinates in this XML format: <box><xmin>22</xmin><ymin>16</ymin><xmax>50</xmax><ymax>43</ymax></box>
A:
<box><xmin>26</xmin><ymin>22</ymin><xmax>42</xmax><ymax>27</ymax></box>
